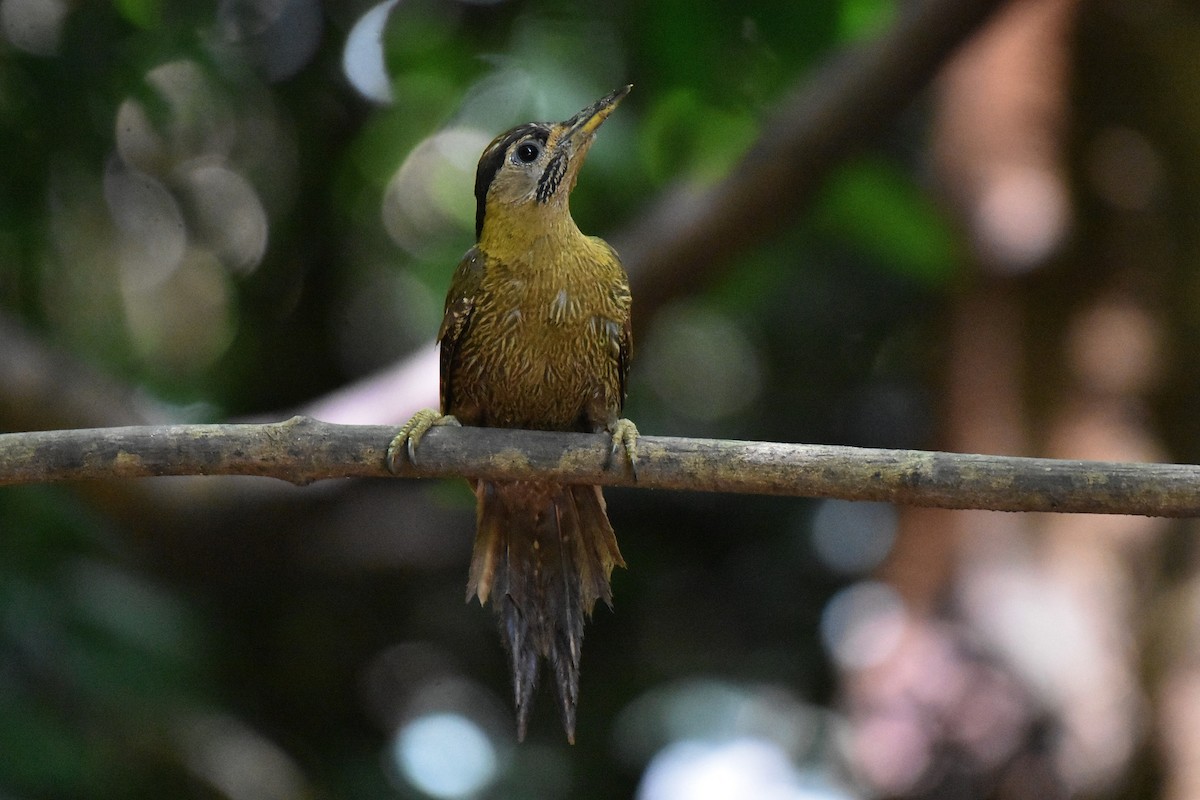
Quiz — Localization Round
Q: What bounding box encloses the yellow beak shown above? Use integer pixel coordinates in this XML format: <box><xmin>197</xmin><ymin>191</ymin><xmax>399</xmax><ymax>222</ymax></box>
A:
<box><xmin>560</xmin><ymin>85</ymin><xmax>632</xmax><ymax>148</ymax></box>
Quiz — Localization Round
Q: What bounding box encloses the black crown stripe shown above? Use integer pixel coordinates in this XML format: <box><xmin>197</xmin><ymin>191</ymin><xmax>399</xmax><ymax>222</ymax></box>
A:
<box><xmin>474</xmin><ymin>123</ymin><xmax>550</xmax><ymax>239</ymax></box>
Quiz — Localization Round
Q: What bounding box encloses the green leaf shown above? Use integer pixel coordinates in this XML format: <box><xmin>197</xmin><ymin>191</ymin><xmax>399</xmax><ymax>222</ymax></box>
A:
<box><xmin>815</xmin><ymin>158</ymin><xmax>960</xmax><ymax>285</ymax></box>
<box><xmin>641</xmin><ymin>88</ymin><xmax>758</xmax><ymax>185</ymax></box>
<box><xmin>838</xmin><ymin>0</ymin><xmax>896</xmax><ymax>41</ymax></box>
<box><xmin>113</xmin><ymin>0</ymin><xmax>162</xmax><ymax>29</ymax></box>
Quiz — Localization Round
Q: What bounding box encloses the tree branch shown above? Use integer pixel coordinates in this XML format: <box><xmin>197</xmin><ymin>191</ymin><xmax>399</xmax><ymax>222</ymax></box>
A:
<box><xmin>2</xmin><ymin>417</ymin><xmax>1198</xmax><ymax>517</ymax></box>
<box><xmin>617</xmin><ymin>0</ymin><xmax>1012</xmax><ymax>320</ymax></box>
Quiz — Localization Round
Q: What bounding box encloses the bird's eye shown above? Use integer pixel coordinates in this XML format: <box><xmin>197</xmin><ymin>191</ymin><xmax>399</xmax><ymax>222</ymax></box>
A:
<box><xmin>514</xmin><ymin>141</ymin><xmax>541</xmax><ymax>164</ymax></box>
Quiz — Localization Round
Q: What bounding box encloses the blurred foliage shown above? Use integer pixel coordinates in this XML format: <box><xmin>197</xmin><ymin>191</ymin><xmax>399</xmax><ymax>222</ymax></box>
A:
<box><xmin>814</xmin><ymin>158</ymin><xmax>959</xmax><ymax>286</ymax></box>
<box><xmin>4</xmin><ymin>0</ymin><xmax>1194</xmax><ymax>798</ymax></box>
<box><xmin>1</xmin><ymin>486</ymin><xmax>213</xmax><ymax>796</ymax></box>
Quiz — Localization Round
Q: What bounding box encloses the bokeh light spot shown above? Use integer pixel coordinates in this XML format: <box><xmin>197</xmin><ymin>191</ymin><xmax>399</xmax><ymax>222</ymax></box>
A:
<box><xmin>973</xmin><ymin>166</ymin><xmax>1068</xmax><ymax>273</ymax></box>
<box><xmin>103</xmin><ymin>160</ymin><xmax>187</xmax><ymax>288</ymax></box>
<box><xmin>393</xmin><ymin>712</ymin><xmax>498</xmax><ymax>799</ymax></box>
<box><xmin>120</xmin><ymin>248</ymin><xmax>237</xmax><ymax>374</ymax></box>
<box><xmin>178</xmin><ymin>713</ymin><xmax>309</xmax><ymax>800</ymax></box>
<box><xmin>809</xmin><ymin>500</ymin><xmax>896</xmax><ymax>575</ymax></box>
<box><xmin>641</xmin><ymin>303</ymin><xmax>763</xmax><ymax>423</ymax></box>
<box><xmin>383</xmin><ymin>127</ymin><xmax>490</xmax><ymax>257</ymax></box>
<box><xmin>613</xmin><ymin>679</ymin><xmax>820</xmax><ymax>769</ymax></box>
<box><xmin>820</xmin><ymin>581</ymin><xmax>907</xmax><ymax>670</ymax></box>
<box><xmin>178</xmin><ymin>161</ymin><xmax>268</xmax><ymax>275</ymax></box>
<box><xmin>344</xmin><ymin>0</ymin><xmax>400</xmax><ymax>103</ymax></box>
<box><xmin>115</xmin><ymin>60</ymin><xmax>236</xmax><ymax>177</ymax></box>
<box><xmin>638</xmin><ymin>738</ymin><xmax>853</xmax><ymax>800</ymax></box>
<box><xmin>0</xmin><ymin>0</ymin><xmax>68</xmax><ymax>55</ymax></box>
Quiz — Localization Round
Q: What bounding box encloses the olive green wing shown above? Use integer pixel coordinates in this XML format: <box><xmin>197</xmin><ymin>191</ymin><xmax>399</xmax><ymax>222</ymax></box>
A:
<box><xmin>599</xmin><ymin>241</ymin><xmax>633</xmax><ymax>411</ymax></box>
<box><xmin>438</xmin><ymin>247</ymin><xmax>487</xmax><ymax>414</ymax></box>
<box><xmin>615</xmin><ymin>288</ymin><xmax>633</xmax><ymax>411</ymax></box>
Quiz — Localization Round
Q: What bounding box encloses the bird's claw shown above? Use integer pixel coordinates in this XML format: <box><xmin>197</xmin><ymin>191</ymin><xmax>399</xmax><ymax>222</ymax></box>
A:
<box><xmin>387</xmin><ymin>410</ymin><xmax>460</xmax><ymax>472</ymax></box>
<box><xmin>606</xmin><ymin>417</ymin><xmax>639</xmax><ymax>481</ymax></box>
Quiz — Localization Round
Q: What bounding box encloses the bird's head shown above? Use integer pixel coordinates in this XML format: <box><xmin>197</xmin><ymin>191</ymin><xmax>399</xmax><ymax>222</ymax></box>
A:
<box><xmin>473</xmin><ymin>85</ymin><xmax>630</xmax><ymax>244</ymax></box>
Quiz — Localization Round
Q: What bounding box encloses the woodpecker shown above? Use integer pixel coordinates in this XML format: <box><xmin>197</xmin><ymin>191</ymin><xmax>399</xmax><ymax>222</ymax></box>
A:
<box><xmin>390</xmin><ymin>86</ymin><xmax>637</xmax><ymax>742</ymax></box>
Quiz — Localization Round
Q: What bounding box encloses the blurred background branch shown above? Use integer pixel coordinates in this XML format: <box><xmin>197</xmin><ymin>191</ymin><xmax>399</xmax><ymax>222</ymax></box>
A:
<box><xmin>617</xmin><ymin>0</ymin><xmax>1009</xmax><ymax>319</ymax></box>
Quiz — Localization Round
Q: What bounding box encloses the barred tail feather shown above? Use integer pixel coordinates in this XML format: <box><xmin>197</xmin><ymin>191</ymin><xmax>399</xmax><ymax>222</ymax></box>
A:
<box><xmin>466</xmin><ymin>480</ymin><xmax>625</xmax><ymax>743</ymax></box>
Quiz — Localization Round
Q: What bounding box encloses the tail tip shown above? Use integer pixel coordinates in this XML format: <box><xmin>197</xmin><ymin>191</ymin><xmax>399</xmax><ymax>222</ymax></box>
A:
<box><xmin>560</xmin><ymin>703</ymin><xmax>578</xmax><ymax>745</ymax></box>
<box><xmin>516</xmin><ymin>709</ymin><xmax>529</xmax><ymax>743</ymax></box>
<box><xmin>512</xmin><ymin>701</ymin><xmax>577</xmax><ymax>744</ymax></box>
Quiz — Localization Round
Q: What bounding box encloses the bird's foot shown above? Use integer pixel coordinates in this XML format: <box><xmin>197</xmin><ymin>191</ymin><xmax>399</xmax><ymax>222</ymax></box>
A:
<box><xmin>387</xmin><ymin>410</ymin><xmax>460</xmax><ymax>471</ymax></box>
<box><xmin>606</xmin><ymin>417</ymin><xmax>639</xmax><ymax>480</ymax></box>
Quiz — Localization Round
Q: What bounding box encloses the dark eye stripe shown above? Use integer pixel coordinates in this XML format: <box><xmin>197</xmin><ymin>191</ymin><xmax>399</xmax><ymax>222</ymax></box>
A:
<box><xmin>474</xmin><ymin>123</ymin><xmax>550</xmax><ymax>239</ymax></box>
